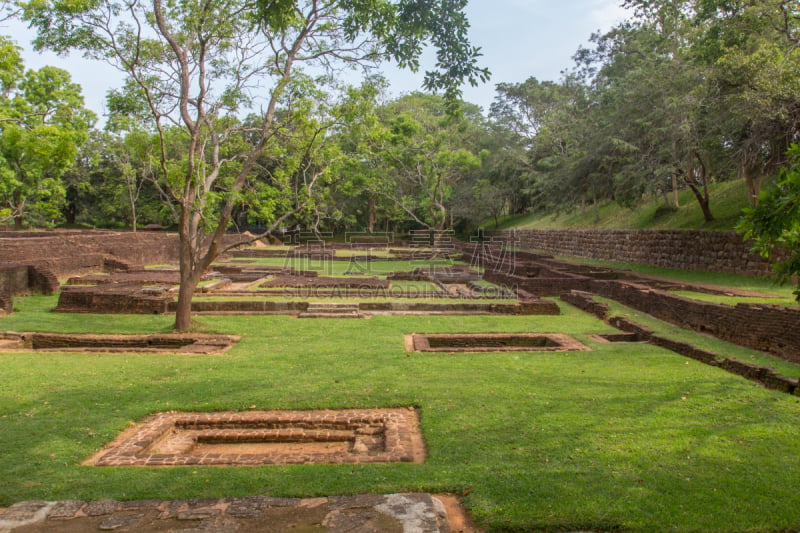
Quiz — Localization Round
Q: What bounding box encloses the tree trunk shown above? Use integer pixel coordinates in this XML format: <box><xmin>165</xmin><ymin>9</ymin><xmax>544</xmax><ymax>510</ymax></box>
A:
<box><xmin>128</xmin><ymin>186</ymin><xmax>138</xmax><ymax>233</ymax></box>
<box><xmin>671</xmin><ymin>171</ymin><xmax>680</xmax><ymax>207</ymax></box>
<box><xmin>686</xmin><ymin>181</ymin><xmax>714</xmax><ymax>222</ymax></box>
<box><xmin>13</xmin><ymin>200</ymin><xmax>24</xmax><ymax>229</ymax></box>
<box><xmin>174</xmin><ymin>278</ymin><xmax>196</xmax><ymax>332</ymax></box>
<box><xmin>685</xmin><ymin>153</ymin><xmax>714</xmax><ymax>223</ymax></box>
<box><xmin>367</xmin><ymin>195</ymin><xmax>376</xmax><ymax>233</ymax></box>
<box><xmin>174</xmin><ymin>209</ymin><xmax>198</xmax><ymax>331</ymax></box>
<box><xmin>740</xmin><ymin>160</ymin><xmax>760</xmax><ymax>207</ymax></box>
<box><xmin>593</xmin><ymin>196</ymin><xmax>600</xmax><ymax>224</ymax></box>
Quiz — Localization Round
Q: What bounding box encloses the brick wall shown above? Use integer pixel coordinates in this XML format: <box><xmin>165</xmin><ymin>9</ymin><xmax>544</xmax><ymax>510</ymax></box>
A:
<box><xmin>593</xmin><ymin>281</ymin><xmax>800</xmax><ymax>363</ymax></box>
<box><xmin>0</xmin><ymin>265</ymin><xmax>29</xmax><ymax>297</ymax></box>
<box><xmin>0</xmin><ymin>265</ymin><xmax>27</xmax><ymax>313</ymax></box>
<box><xmin>465</xmin><ymin>246</ymin><xmax>800</xmax><ymax>363</ymax></box>
<box><xmin>490</xmin><ymin>229</ymin><xmax>776</xmax><ymax>276</ymax></box>
<box><xmin>0</xmin><ymin>230</ymin><xmax>181</xmax><ymax>277</ymax></box>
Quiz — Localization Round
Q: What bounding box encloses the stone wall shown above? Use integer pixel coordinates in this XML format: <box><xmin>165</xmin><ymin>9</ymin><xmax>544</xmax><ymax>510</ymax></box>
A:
<box><xmin>56</xmin><ymin>284</ymin><xmax>172</xmax><ymax>314</ymax></box>
<box><xmin>490</xmin><ymin>229</ymin><xmax>776</xmax><ymax>276</ymax></box>
<box><xmin>0</xmin><ymin>264</ymin><xmax>60</xmax><ymax>312</ymax></box>
<box><xmin>466</xmin><ymin>246</ymin><xmax>800</xmax><ymax>363</ymax></box>
<box><xmin>0</xmin><ymin>230</ymin><xmax>181</xmax><ymax>277</ymax></box>
<box><xmin>594</xmin><ymin>281</ymin><xmax>800</xmax><ymax>363</ymax></box>
<box><xmin>0</xmin><ymin>265</ymin><xmax>27</xmax><ymax>313</ymax></box>
<box><xmin>0</xmin><ymin>265</ymin><xmax>29</xmax><ymax>298</ymax></box>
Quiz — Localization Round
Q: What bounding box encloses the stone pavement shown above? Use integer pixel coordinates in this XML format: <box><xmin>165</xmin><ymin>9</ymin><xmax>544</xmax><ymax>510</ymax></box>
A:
<box><xmin>0</xmin><ymin>493</ymin><xmax>477</xmax><ymax>532</ymax></box>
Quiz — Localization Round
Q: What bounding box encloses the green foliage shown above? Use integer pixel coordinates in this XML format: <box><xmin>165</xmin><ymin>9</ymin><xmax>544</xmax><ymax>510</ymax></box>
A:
<box><xmin>20</xmin><ymin>0</ymin><xmax>490</xmax><ymax>328</ymax></box>
<box><xmin>0</xmin><ymin>35</ymin><xmax>22</xmax><ymax>91</ymax></box>
<box><xmin>738</xmin><ymin>144</ymin><xmax>800</xmax><ymax>301</ymax></box>
<box><xmin>482</xmin><ymin>0</ymin><xmax>799</xmax><ymax>228</ymax></box>
<box><xmin>497</xmin><ymin>179</ymin><xmax>754</xmax><ymax>231</ymax></box>
<box><xmin>0</xmin><ymin>51</ymin><xmax>94</xmax><ymax>227</ymax></box>
<box><xmin>337</xmin><ymin>91</ymin><xmax>485</xmax><ymax>231</ymax></box>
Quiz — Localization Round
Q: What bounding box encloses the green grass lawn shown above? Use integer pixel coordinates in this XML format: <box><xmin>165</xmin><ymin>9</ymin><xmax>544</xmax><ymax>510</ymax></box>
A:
<box><xmin>234</xmin><ymin>256</ymin><xmax>463</xmax><ymax>277</ymax></box>
<box><xmin>491</xmin><ymin>179</ymin><xmax>757</xmax><ymax>232</ymax></box>
<box><xmin>560</xmin><ymin>257</ymin><xmax>798</xmax><ymax>301</ymax></box>
<box><xmin>668</xmin><ymin>290</ymin><xmax>795</xmax><ymax>307</ymax></box>
<box><xmin>2</xmin><ymin>294</ymin><xmax>800</xmax><ymax>532</ymax></box>
<box><xmin>595</xmin><ymin>296</ymin><xmax>800</xmax><ymax>380</ymax></box>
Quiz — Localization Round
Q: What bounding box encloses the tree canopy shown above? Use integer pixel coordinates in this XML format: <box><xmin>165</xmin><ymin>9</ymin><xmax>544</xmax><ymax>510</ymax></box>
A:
<box><xmin>0</xmin><ymin>0</ymin><xmax>798</xmax><ymax>308</ymax></box>
<box><xmin>0</xmin><ymin>37</ymin><xmax>94</xmax><ymax>227</ymax></box>
<box><xmin>18</xmin><ymin>0</ymin><xmax>490</xmax><ymax>329</ymax></box>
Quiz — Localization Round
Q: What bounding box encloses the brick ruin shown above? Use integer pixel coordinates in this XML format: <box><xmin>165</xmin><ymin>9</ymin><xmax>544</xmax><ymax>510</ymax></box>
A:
<box><xmin>1</xmin><ymin>230</ymin><xmax>798</xmax><ymax>362</ymax></box>
<box><xmin>491</xmin><ymin>229</ymin><xmax>783</xmax><ymax>277</ymax></box>
<box><xmin>405</xmin><ymin>333</ymin><xmax>590</xmax><ymax>353</ymax></box>
<box><xmin>466</xmin><ymin>245</ymin><xmax>800</xmax><ymax>364</ymax></box>
<box><xmin>0</xmin><ymin>230</ymin><xmax>182</xmax><ymax>312</ymax></box>
<box><xmin>53</xmin><ymin>249</ymin><xmax>560</xmax><ymax>316</ymax></box>
<box><xmin>0</xmin><ymin>230</ymin><xmax>182</xmax><ymax>277</ymax></box>
<box><xmin>84</xmin><ymin>408</ymin><xmax>426</xmax><ymax>467</ymax></box>
<box><xmin>0</xmin><ymin>331</ymin><xmax>239</xmax><ymax>354</ymax></box>
<box><xmin>561</xmin><ymin>290</ymin><xmax>799</xmax><ymax>396</ymax></box>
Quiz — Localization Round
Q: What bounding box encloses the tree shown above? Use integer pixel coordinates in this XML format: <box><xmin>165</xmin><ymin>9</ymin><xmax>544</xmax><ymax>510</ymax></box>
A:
<box><xmin>737</xmin><ymin>144</ymin><xmax>800</xmax><ymax>301</ymax></box>
<box><xmin>0</xmin><ymin>48</ymin><xmax>94</xmax><ymax>228</ymax></box>
<box><xmin>625</xmin><ymin>0</ymin><xmax>800</xmax><ymax>206</ymax></box>
<box><xmin>688</xmin><ymin>0</ymin><xmax>800</xmax><ymax>205</ymax></box>
<box><xmin>24</xmin><ymin>0</ymin><xmax>489</xmax><ymax>330</ymax></box>
<box><xmin>341</xmin><ymin>92</ymin><xmax>483</xmax><ymax>231</ymax></box>
<box><xmin>374</xmin><ymin>93</ymin><xmax>482</xmax><ymax>230</ymax></box>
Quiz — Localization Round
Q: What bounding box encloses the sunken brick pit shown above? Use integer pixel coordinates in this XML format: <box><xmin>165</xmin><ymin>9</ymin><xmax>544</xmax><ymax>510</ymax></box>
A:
<box><xmin>85</xmin><ymin>408</ymin><xmax>426</xmax><ymax>467</ymax></box>
<box><xmin>406</xmin><ymin>333</ymin><xmax>590</xmax><ymax>353</ymax></box>
<box><xmin>0</xmin><ymin>332</ymin><xmax>239</xmax><ymax>354</ymax></box>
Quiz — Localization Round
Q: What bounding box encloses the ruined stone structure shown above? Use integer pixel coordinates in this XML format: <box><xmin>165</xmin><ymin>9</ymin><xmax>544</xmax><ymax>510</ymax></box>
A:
<box><xmin>561</xmin><ymin>290</ymin><xmax>798</xmax><ymax>395</ymax></box>
<box><xmin>491</xmin><ymin>229</ymin><xmax>779</xmax><ymax>277</ymax></box>
<box><xmin>466</xmin><ymin>246</ymin><xmax>800</xmax><ymax>364</ymax></box>
<box><xmin>0</xmin><ymin>230</ymin><xmax>181</xmax><ymax>277</ymax></box>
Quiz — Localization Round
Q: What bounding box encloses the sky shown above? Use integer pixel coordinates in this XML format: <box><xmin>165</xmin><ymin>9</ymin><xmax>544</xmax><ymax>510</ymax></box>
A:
<box><xmin>3</xmin><ymin>0</ymin><xmax>631</xmax><ymax>122</ymax></box>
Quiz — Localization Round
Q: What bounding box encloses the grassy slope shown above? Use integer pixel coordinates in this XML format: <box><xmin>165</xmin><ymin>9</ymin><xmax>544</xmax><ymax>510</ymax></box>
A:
<box><xmin>2</xmin><ymin>295</ymin><xmax>800</xmax><ymax>532</ymax></box>
<box><xmin>490</xmin><ymin>179</ymin><xmax>752</xmax><ymax>231</ymax></box>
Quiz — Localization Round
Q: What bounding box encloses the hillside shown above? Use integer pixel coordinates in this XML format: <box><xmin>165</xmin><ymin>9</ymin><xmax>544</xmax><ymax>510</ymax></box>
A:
<box><xmin>490</xmin><ymin>180</ymin><xmax>755</xmax><ymax>232</ymax></box>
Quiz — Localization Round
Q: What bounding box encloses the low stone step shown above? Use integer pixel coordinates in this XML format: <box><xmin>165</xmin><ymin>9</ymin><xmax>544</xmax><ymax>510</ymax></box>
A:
<box><xmin>297</xmin><ymin>312</ymin><xmax>363</xmax><ymax>319</ymax></box>
<box><xmin>298</xmin><ymin>302</ymin><xmax>363</xmax><ymax>318</ymax></box>
<box><xmin>305</xmin><ymin>303</ymin><xmax>360</xmax><ymax>311</ymax></box>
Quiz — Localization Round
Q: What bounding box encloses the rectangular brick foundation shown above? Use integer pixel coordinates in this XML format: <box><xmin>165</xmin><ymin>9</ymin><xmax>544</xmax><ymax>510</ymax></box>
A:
<box><xmin>85</xmin><ymin>409</ymin><xmax>425</xmax><ymax>466</ymax></box>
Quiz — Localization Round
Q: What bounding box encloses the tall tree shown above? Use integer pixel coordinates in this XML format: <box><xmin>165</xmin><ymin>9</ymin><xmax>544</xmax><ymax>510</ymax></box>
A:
<box><xmin>23</xmin><ymin>0</ymin><xmax>489</xmax><ymax>330</ymax></box>
<box><xmin>0</xmin><ymin>52</ymin><xmax>94</xmax><ymax>228</ymax></box>
<box><xmin>372</xmin><ymin>93</ymin><xmax>482</xmax><ymax>230</ymax></box>
<box><xmin>626</xmin><ymin>0</ymin><xmax>800</xmax><ymax>205</ymax></box>
<box><xmin>738</xmin><ymin>144</ymin><xmax>800</xmax><ymax>301</ymax></box>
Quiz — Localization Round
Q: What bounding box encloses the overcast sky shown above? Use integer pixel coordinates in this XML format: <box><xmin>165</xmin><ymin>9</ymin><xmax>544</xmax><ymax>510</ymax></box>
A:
<box><xmin>3</xmin><ymin>0</ymin><xmax>630</xmax><ymax>121</ymax></box>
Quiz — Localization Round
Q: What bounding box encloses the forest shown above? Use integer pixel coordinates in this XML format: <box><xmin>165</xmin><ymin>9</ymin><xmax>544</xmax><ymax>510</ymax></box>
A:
<box><xmin>0</xmin><ymin>0</ymin><xmax>797</xmax><ymax>233</ymax></box>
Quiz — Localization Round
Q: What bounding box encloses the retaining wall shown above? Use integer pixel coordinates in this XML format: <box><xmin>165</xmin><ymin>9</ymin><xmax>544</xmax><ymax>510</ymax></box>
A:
<box><xmin>490</xmin><ymin>229</ymin><xmax>776</xmax><ymax>276</ymax></box>
<box><xmin>561</xmin><ymin>290</ymin><xmax>799</xmax><ymax>394</ymax></box>
<box><xmin>468</xmin><ymin>243</ymin><xmax>800</xmax><ymax>362</ymax></box>
<box><xmin>0</xmin><ymin>264</ymin><xmax>60</xmax><ymax>312</ymax></box>
<box><xmin>594</xmin><ymin>281</ymin><xmax>800</xmax><ymax>364</ymax></box>
<box><xmin>0</xmin><ymin>230</ymin><xmax>182</xmax><ymax>277</ymax></box>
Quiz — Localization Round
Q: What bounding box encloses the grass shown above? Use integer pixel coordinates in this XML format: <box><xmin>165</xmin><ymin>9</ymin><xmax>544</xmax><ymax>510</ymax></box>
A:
<box><xmin>593</xmin><ymin>296</ymin><xmax>800</xmax><ymax>380</ymax></box>
<box><xmin>490</xmin><ymin>179</ymin><xmax>754</xmax><ymax>231</ymax></box>
<box><xmin>2</xmin><ymin>294</ymin><xmax>800</xmax><ymax>532</ymax></box>
<box><xmin>232</xmin><ymin>257</ymin><xmax>463</xmax><ymax>277</ymax></box>
<box><xmin>668</xmin><ymin>290</ymin><xmax>795</xmax><ymax>307</ymax></box>
<box><xmin>190</xmin><ymin>295</ymin><xmax>515</xmax><ymax>304</ymax></box>
<box><xmin>559</xmin><ymin>256</ymin><xmax>798</xmax><ymax>300</ymax></box>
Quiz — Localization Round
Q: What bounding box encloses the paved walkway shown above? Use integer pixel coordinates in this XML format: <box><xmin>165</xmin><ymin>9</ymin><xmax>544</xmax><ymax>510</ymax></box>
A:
<box><xmin>0</xmin><ymin>493</ymin><xmax>476</xmax><ymax>532</ymax></box>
